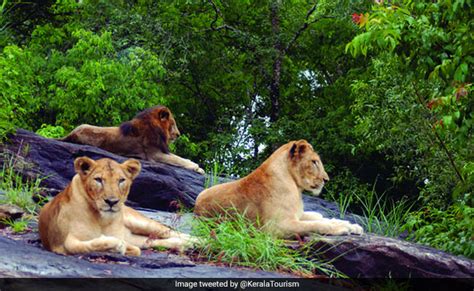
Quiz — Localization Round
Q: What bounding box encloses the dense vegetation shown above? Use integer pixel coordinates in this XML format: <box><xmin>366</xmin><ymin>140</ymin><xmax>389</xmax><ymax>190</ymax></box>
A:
<box><xmin>0</xmin><ymin>0</ymin><xmax>472</xmax><ymax>259</ymax></box>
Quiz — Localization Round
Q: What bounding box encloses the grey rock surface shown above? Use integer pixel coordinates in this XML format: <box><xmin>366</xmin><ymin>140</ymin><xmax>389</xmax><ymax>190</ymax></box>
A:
<box><xmin>0</xmin><ymin>211</ymin><xmax>292</xmax><ymax>278</ymax></box>
<box><xmin>311</xmin><ymin>234</ymin><xmax>474</xmax><ymax>278</ymax></box>
<box><xmin>2</xmin><ymin>129</ymin><xmax>474</xmax><ymax>279</ymax></box>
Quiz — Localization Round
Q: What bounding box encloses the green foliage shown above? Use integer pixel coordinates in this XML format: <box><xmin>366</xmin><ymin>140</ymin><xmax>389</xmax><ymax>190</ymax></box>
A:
<box><xmin>36</xmin><ymin>124</ymin><xmax>66</xmax><ymax>138</ymax></box>
<box><xmin>0</xmin><ymin>22</ymin><xmax>168</xmax><ymax>139</ymax></box>
<box><xmin>403</xmin><ymin>202</ymin><xmax>474</xmax><ymax>259</ymax></box>
<box><xmin>347</xmin><ymin>0</ymin><xmax>473</xmax><ymax>206</ymax></box>
<box><xmin>345</xmin><ymin>1</ymin><xmax>472</xmax><ymax>257</ymax></box>
<box><xmin>192</xmin><ymin>209</ymin><xmax>341</xmax><ymax>277</ymax></box>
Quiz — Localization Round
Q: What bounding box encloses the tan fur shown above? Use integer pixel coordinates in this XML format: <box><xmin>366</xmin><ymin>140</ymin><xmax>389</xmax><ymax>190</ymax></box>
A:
<box><xmin>60</xmin><ymin>106</ymin><xmax>204</xmax><ymax>174</ymax></box>
<box><xmin>194</xmin><ymin>140</ymin><xmax>363</xmax><ymax>238</ymax></box>
<box><xmin>39</xmin><ymin>157</ymin><xmax>196</xmax><ymax>256</ymax></box>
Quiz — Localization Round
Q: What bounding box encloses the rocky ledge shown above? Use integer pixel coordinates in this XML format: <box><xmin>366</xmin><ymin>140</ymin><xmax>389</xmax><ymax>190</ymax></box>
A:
<box><xmin>0</xmin><ymin>211</ymin><xmax>291</xmax><ymax>278</ymax></box>
<box><xmin>0</xmin><ymin>129</ymin><xmax>472</xmax><ymax>279</ymax></box>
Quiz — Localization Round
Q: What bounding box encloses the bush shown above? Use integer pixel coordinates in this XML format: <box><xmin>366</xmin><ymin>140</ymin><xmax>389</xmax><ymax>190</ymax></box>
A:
<box><xmin>36</xmin><ymin>124</ymin><xmax>66</xmax><ymax>138</ymax></box>
<box><xmin>0</xmin><ymin>25</ymin><xmax>169</xmax><ymax>140</ymax></box>
<box><xmin>403</xmin><ymin>202</ymin><xmax>474</xmax><ymax>259</ymax></box>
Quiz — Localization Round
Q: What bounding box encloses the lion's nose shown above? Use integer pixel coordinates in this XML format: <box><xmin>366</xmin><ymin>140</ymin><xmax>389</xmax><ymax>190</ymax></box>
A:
<box><xmin>104</xmin><ymin>198</ymin><xmax>119</xmax><ymax>207</ymax></box>
<box><xmin>323</xmin><ymin>173</ymin><xmax>329</xmax><ymax>182</ymax></box>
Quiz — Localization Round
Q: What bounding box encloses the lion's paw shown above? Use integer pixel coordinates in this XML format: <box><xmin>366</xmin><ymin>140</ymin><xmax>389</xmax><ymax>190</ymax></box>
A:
<box><xmin>329</xmin><ymin>226</ymin><xmax>352</xmax><ymax>236</ymax></box>
<box><xmin>100</xmin><ymin>236</ymin><xmax>127</xmax><ymax>255</ymax></box>
<box><xmin>195</xmin><ymin>167</ymin><xmax>205</xmax><ymax>175</ymax></box>
<box><xmin>349</xmin><ymin>223</ymin><xmax>364</xmax><ymax>235</ymax></box>
<box><xmin>182</xmin><ymin>234</ymin><xmax>200</xmax><ymax>248</ymax></box>
<box><xmin>125</xmin><ymin>245</ymin><xmax>141</xmax><ymax>256</ymax></box>
<box><xmin>172</xmin><ymin>235</ymin><xmax>199</xmax><ymax>251</ymax></box>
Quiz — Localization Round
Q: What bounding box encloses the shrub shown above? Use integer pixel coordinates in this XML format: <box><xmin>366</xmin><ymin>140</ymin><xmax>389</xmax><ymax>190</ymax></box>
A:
<box><xmin>403</xmin><ymin>202</ymin><xmax>474</xmax><ymax>259</ymax></box>
<box><xmin>36</xmin><ymin>124</ymin><xmax>66</xmax><ymax>139</ymax></box>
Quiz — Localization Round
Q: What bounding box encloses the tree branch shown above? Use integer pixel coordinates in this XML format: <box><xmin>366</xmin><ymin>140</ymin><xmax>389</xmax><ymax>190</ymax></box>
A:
<box><xmin>207</xmin><ymin>0</ymin><xmax>242</xmax><ymax>34</ymax></box>
<box><xmin>412</xmin><ymin>83</ymin><xmax>464</xmax><ymax>183</ymax></box>
<box><xmin>284</xmin><ymin>2</ymin><xmax>336</xmax><ymax>54</ymax></box>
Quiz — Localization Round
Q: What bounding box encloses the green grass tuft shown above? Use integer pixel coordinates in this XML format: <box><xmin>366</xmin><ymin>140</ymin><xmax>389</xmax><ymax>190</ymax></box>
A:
<box><xmin>191</xmin><ymin>209</ymin><xmax>343</xmax><ymax>277</ymax></box>
<box><xmin>326</xmin><ymin>183</ymin><xmax>413</xmax><ymax>238</ymax></box>
<box><xmin>0</xmin><ymin>152</ymin><xmax>44</xmax><ymax>215</ymax></box>
<box><xmin>352</xmin><ymin>188</ymin><xmax>413</xmax><ymax>238</ymax></box>
<box><xmin>0</xmin><ymin>217</ymin><xmax>29</xmax><ymax>233</ymax></box>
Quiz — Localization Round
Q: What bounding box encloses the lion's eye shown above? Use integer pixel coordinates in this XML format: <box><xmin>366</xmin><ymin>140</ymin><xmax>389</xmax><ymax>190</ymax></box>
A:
<box><xmin>118</xmin><ymin>178</ymin><xmax>126</xmax><ymax>185</ymax></box>
<box><xmin>94</xmin><ymin>177</ymin><xmax>103</xmax><ymax>184</ymax></box>
<box><xmin>313</xmin><ymin>160</ymin><xmax>318</xmax><ymax>167</ymax></box>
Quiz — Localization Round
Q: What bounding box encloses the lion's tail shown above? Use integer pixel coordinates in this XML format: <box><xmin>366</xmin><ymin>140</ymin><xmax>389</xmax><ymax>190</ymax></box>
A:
<box><xmin>55</xmin><ymin>135</ymin><xmax>74</xmax><ymax>142</ymax></box>
<box><xmin>55</xmin><ymin>130</ymin><xmax>81</xmax><ymax>143</ymax></box>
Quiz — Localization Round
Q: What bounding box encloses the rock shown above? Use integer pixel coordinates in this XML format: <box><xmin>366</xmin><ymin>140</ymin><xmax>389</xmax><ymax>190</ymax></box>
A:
<box><xmin>144</xmin><ymin>209</ymin><xmax>474</xmax><ymax>279</ymax></box>
<box><xmin>5</xmin><ymin>129</ymin><xmax>206</xmax><ymax>211</ymax></box>
<box><xmin>3</xmin><ymin>129</ymin><xmax>474</xmax><ymax>279</ymax></box>
<box><xmin>0</xmin><ymin>210</ymin><xmax>293</xmax><ymax>278</ymax></box>
<box><xmin>0</xmin><ymin>204</ymin><xmax>24</xmax><ymax>223</ymax></box>
<box><xmin>0</xmin><ymin>235</ymin><xmax>293</xmax><ymax>278</ymax></box>
<box><xmin>310</xmin><ymin>234</ymin><xmax>474</xmax><ymax>278</ymax></box>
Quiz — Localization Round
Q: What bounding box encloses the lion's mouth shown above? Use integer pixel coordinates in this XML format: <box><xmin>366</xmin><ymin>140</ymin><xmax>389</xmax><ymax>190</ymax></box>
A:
<box><xmin>101</xmin><ymin>207</ymin><xmax>119</xmax><ymax>213</ymax></box>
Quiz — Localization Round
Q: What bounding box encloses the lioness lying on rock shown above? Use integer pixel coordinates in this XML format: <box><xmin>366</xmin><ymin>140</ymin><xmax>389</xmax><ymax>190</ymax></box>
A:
<box><xmin>39</xmin><ymin>157</ymin><xmax>196</xmax><ymax>256</ymax></box>
<box><xmin>195</xmin><ymin>140</ymin><xmax>363</xmax><ymax>238</ymax></box>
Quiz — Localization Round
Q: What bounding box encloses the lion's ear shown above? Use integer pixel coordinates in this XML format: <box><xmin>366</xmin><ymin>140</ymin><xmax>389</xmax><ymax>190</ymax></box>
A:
<box><xmin>159</xmin><ymin>108</ymin><xmax>170</xmax><ymax>121</ymax></box>
<box><xmin>289</xmin><ymin>142</ymin><xmax>297</xmax><ymax>158</ymax></box>
<box><xmin>122</xmin><ymin>159</ymin><xmax>141</xmax><ymax>180</ymax></box>
<box><xmin>74</xmin><ymin>157</ymin><xmax>96</xmax><ymax>177</ymax></box>
<box><xmin>289</xmin><ymin>141</ymin><xmax>307</xmax><ymax>159</ymax></box>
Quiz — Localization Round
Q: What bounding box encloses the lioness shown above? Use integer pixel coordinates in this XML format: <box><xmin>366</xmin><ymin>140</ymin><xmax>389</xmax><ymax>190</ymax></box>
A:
<box><xmin>194</xmin><ymin>140</ymin><xmax>363</xmax><ymax>237</ymax></box>
<box><xmin>59</xmin><ymin>105</ymin><xmax>205</xmax><ymax>174</ymax></box>
<box><xmin>39</xmin><ymin>157</ymin><xmax>196</xmax><ymax>256</ymax></box>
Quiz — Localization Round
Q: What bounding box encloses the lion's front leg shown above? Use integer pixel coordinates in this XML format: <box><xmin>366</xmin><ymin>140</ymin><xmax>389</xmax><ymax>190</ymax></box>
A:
<box><xmin>127</xmin><ymin>234</ymin><xmax>197</xmax><ymax>252</ymax></box>
<box><xmin>300</xmin><ymin>211</ymin><xmax>324</xmax><ymax>221</ymax></box>
<box><xmin>64</xmin><ymin>234</ymin><xmax>129</xmax><ymax>255</ymax></box>
<box><xmin>277</xmin><ymin>217</ymin><xmax>363</xmax><ymax>237</ymax></box>
<box><xmin>299</xmin><ymin>212</ymin><xmax>363</xmax><ymax>235</ymax></box>
<box><xmin>152</xmin><ymin>153</ymin><xmax>205</xmax><ymax>174</ymax></box>
<box><xmin>123</xmin><ymin>206</ymin><xmax>173</xmax><ymax>238</ymax></box>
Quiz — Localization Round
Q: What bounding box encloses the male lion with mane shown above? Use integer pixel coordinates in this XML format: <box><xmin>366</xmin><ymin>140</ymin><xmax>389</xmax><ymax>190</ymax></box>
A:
<box><xmin>39</xmin><ymin>157</ymin><xmax>196</xmax><ymax>256</ymax></box>
<box><xmin>59</xmin><ymin>105</ymin><xmax>204</xmax><ymax>174</ymax></box>
<box><xmin>194</xmin><ymin>140</ymin><xmax>363</xmax><ymax>237</ymax></box>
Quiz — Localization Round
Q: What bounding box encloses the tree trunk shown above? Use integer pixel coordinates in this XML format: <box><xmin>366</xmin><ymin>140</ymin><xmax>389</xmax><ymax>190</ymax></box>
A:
<box><xmin>269</xmin><ymin>0</ymin><xmax>282</xmax><ymax>123</ymax></box>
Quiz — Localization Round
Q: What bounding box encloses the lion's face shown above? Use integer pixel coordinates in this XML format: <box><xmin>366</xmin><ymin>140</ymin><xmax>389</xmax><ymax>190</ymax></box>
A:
<box><xmin>151</xmin><ymin>106</ymin><xmax>180</xmax><ymax>142</ymax></box>
<box><xmin>74</xmin><ymin>157</ymin><xmax>141</xmax><ymax>215</ymax></box>
<box><xmin>289</xmin><ymin>140</ymin><xmax>329</xmax><ymax>196</ymax></box>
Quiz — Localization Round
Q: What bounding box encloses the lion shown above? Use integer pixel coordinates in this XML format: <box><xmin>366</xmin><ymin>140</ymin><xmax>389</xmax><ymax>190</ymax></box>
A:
<box><xmin>194</xmin><ymin>140</ymin><xmax>363</xmax><ymax>238</ymax></box>
<box><xmin>39</xmin><ymin>157</ymin><xmax>197</xmax><ymax>256</ymax></box>
<box><xmin>59</xmin><ymin>105</ymin><xmax>205</xmax><ymax>174</ymax></box>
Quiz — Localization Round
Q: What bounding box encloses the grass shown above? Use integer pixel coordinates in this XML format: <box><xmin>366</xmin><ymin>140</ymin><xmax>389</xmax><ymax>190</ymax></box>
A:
<box><xmin>353</xmin><ymin>188</ymin><xmax>413</xmax><ymax>237</ymax></box>
<box><xmin>191</xmin><ymin>208</ymin><xmax>344</xmax><ymax>278</ymax></box>
<box><xmin>0</xmin><ymin>217</ymin><xmax>29</xmax><ymax>233</ymax></box>
<box><xmin>326</xmin><ymin>183</ymin><xmax>413</xmax><ymax>238</ymax></box>
<box><xmin>0</xmin><ymin>150</ymin><xmax>45</xmax><ymax>232</ymax></box>
<box><xmin>204</xmin><ymin>160</ymin><xmax>226</xmax><ymax>189</ymax></box>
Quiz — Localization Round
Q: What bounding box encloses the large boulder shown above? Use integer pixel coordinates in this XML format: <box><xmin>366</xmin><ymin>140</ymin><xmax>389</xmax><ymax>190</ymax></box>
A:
<box><xmin>2</xmin><ymin>129</ymin><xmax>474</xmax><ymax>279</ymax></box>
<box><xmin>5</xmin><ymin>129</ymin><xmax>205</xmax><ymax>211</ymax></box>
